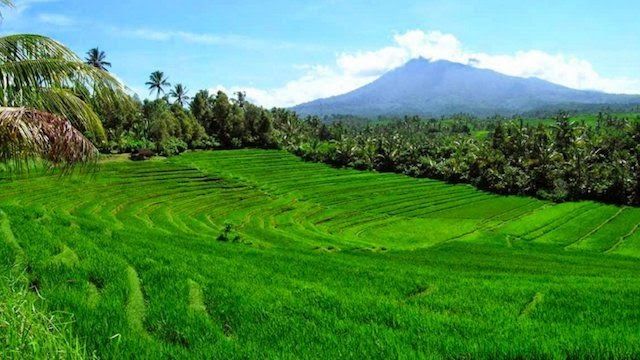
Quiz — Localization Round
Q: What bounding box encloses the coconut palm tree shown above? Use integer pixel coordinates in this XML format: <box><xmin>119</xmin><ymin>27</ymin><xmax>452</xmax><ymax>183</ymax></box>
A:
<box><xmin>0</xmin><ymin>0</ymin><xmax>126</xmax><ymax>169</ymax></box>
<box><xmin>146</xmin><ymin>71</ymin><xmax>170</xmax><ymax>99</ymax></box>
<box><xmin>169</xmin><ymin>84</ymin><xmax>190</xmax><ymax>107</ymax></box>
<box><xmin>85</xmin><ymin>47</ymin><xmax>111</xmax><ymax>71</ymax></box>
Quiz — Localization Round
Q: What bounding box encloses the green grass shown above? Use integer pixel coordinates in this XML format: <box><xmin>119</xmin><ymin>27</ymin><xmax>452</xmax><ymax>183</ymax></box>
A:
<box><xmin>1</xmin><ymin>149</ymin><xmax>640</xmax><ymax>358</ymax></box>
<box><xmin>0</xmin><ymin>210</ymin><xmax>86</xmax><ymax>359</ymax></box>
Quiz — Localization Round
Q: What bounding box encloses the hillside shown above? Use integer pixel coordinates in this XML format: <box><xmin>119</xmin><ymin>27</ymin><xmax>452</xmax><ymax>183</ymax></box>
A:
<box><xmin>2</xmin><ymin>150</ymin><xmax>640</xmax><ymax>358</ymax></box>
<box><xmin>293</xmin><ymin>58</ymin><xmax>640</xmax><ymax>117</ymax></box>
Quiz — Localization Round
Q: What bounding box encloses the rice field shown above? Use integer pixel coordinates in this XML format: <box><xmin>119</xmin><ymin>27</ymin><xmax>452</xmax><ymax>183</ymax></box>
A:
<box><xmin>1</xmin><ymin>149</ymin><xmax>640</xmax><ymax>359</ymax></box>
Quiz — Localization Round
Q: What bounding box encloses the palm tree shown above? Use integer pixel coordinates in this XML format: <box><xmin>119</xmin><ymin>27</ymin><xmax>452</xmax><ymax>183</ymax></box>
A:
<box><xmin>146</xmin><ymin>71</ymin><xmax>170</xmax><ymax>99</ymax></box>
<box><xmin>85</xmin><ymin>47</ymin><xmax>111</xmax><ymax>71</ymax></box>
<box><xmin>0</xmin><ymin>1</ymin><xmax>126</xmax><ymax>169</ymax></box>
<box><xmin>169</xmin><ymin>84</ymin><xmax>190</xmax><ymax>107</ymax></box>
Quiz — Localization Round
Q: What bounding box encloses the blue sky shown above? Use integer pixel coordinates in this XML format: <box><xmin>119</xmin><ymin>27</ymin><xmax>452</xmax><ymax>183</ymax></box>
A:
<box><xmin>3</xmin><ymin>0</ymin><xmax>640</xmax><ymax>106</ymax></box>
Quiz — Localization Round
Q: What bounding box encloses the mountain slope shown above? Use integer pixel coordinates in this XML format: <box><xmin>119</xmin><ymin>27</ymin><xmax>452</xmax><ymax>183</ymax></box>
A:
<box><xmin>292</xmin><ymin>58</ymin><xmax>640</xmax><ymax>117</ymax></box>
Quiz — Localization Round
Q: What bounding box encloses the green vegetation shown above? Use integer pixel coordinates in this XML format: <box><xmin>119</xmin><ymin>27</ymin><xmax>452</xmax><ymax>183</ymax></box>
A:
<box><xmin>0</xmin><ymin>210</ymin><xmax>86</xmax><ymax>359</ymax></box>
<box><xmin>1</xmin><ymin>150</ymin><xmax>640</xmax><ymax>358</ymax></box>
<box><xmin>96</xmin><ymin>84</ymin><xmax>276</xmax><ymax>157</ymax></box>
<box><xmin>85</xmin><ymin>47</ymin><xmax>112</xmax><ymax>71</ymax></box>
<box><xmin>0</xmin><ymin>33</ymin><xmax>126</xmax><ymax>168</ymax></box>
<box><xmin>0</xmin><ymin>273</ymin><xmax>86</xmax><ymax>359</ymax></box>
<box><xmin>0</xmin><ymin>0</ymin><xmax>127</xmax><ymax>169</ymax></box>
<box><xmin>1</xmin><ymin>2</ymin><xmax>639</xmax><ymax>356</ymax></box>
<box><xmin>277</xmin><ymin>111</ymin><xmax>640</xmax><ymax>205</ymax></box>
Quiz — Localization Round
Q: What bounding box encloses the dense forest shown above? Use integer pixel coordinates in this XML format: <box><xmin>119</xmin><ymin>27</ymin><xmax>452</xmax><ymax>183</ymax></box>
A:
<box><xmin>273</xmin><ymin>112</ymin><xmax>640</xmax><ymax>205</ymax></box>
<box><xmin>95</xmin><ymin>88</ymin><xmax>275</xmax><ymax>156</ymax></box>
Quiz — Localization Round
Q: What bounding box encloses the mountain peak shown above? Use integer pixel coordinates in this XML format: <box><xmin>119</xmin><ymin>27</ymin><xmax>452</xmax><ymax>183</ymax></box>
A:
<box><xmin>406</xmin><ymin>56</ymin><xmax>430</xmax><ymax>64</ymax></box>
<box><xmin>403</xmin><ymin>57</ymin><xmax>455</xmax><ymax>68</ymax></box>
<box><xmin>292</xmin><ymin>58</ymin><xmax>640</xmax><ymax>117</ymax></box>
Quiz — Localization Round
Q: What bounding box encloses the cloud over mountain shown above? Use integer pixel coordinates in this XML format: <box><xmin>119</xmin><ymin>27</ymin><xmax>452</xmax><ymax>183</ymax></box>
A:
<box><xmin>222</xmin><ymin>30</ymin><xmax>640</xmax><ymax>108</ymax></box>
<box><xmin>292</xmin><ymin>58</ymin><xmax>640</xmax><ymax>117</ymax></box>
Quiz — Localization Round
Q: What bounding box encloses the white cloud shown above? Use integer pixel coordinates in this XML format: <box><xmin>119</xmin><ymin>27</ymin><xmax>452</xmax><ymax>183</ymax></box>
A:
<box><xmin>113</xmin><ymin>27</ymin><xmax>324</xmax><ymax>52</ymax></box>
<box><xmin>213</xmin><ymin>65</ymin><xmax>377</xmax><ymax>109</ymax></box>
<box><xmin>220</xmin><ymin>30</ymin><xmax>640</xmax><ymax>108</ymax></box>
<box><xmin>469</xmin><ymin>51</ymin><xmax>640</xmax><ymax>95</ymax></box>
<box><xmin>115</xmin><ymin>28</ymin><xmax>239</xmax><ymax>45</ymax></box>
<box><xmin>1</xmin><ymin>0</ymin><xmax>59</xmax><ymax>28</ymax></box>
<box><xmin>394</xmin><ymin>30</ymin><xmax>466</xmax><ymax>63</ymax></box>
<box><xmin>37</xmin><ymin>13</ymin><xmax>74</xmax><ymax>26</ymax></box>
<box><xmin>337</xmin><ymin>47</ymin><xmax>408</xmax><ymax>77</ymax></box>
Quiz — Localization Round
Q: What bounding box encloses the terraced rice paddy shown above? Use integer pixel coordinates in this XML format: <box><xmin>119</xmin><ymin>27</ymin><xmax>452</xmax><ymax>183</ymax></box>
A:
<box><xmin>2</xmin><ymin>149</ymin><xmax>640</xmax><ymax>358</ymax></box>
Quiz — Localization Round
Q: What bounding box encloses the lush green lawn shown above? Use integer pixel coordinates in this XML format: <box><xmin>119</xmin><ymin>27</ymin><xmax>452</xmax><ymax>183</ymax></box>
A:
<box><xmin>1</xmin><ymin>149</ymin><xmax>640</xmax><ymax>359</ymax></box>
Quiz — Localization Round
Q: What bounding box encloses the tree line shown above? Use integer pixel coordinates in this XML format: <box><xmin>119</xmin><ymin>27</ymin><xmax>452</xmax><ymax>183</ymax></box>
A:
<box><xmin>7</xmin><ymin>26</ymin><xmax>640</xmax><ymax>207</ymax></box>
<box><xmin>270</xmin><ymin>111</ymin><xmax>640</xmax><ymax>205</ymax></box>
<box><xmin>91</xmin><ymin>62</ymin><xmax>276</xmax><ymax>156</ymax></box>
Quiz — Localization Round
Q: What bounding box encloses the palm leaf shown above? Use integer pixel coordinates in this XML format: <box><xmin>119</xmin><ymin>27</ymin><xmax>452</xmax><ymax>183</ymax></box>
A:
<box><xmin>0</xmin><ymin>34</ymin><xmax>128</xmax><ymax>169</ymax></box>
<box><xmin>0</xmin><ymin>107</ymin><xmax>98</xmax><ymax>171</ymax></box>
<box><xmin>0</xmin><ymin>34</ymin><xmax>78</xmax><ymax>61</ymax></box>
<box><xmin>20</xmin><ymin>87</ymin><xmax>107</xmax><ymax>141</ymax></box>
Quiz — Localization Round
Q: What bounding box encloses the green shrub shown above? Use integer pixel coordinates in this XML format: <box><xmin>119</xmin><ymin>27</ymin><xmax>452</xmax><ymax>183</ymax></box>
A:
<box><xmin>114</xmin><ymin>133</ymin><xmax>154</xmax><ymax>154</ymax></box>
<box><xmin>157</xmin><ymin>137</ymin><xmax>188</xmax><ymax>157</ymax></box>
<box><xmin>217</xmin><ymin>222</ymin><xmax>242</xmax><ymax>243</ymax></box>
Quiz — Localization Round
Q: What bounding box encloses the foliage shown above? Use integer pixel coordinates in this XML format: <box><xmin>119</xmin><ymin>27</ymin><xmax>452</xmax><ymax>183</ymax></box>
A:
<box><xmin>88</xmin><ymin>85</ymin><xmax>272</xmax><ymax>157</ymax></box>
<box><xmin>0</xmin><ymin>33</ymin><xmax>126</xmax><ymax>168</ymax></box>
<box><xmin>188</xmin><ymin>90</ymin><xmax>274</xmax><ymax>149</ymax></box>
<box><xmin>158</xmin><ymin>137</ymin><xmax>188</xmax><ymax>157</ymax></box>
<box><xmin>0</xmin><ymin>272</ymin><xmax>86</xmax><ymax>359</ymax></box>
<box><xmin>169</xmin><ymin>84</ymin><xmax>190</xmax><ymax>107</ymax></box>
<box><xmin>270</xmin><ymin>110</ymin><xmax>640</xmax><ymax>205</ymax></box>
<box><xmin>85</xmin><ymin>47</ymin><xmax>111</xmax><ymax>71</ymax></box>
<box><xmin>146</xmin><ymin>71</ymin><xmax>171</xmax><ymax>99</ymax></box>
<box><xmin>216</xmin><ymin>222</ymin><xmax>242</xmax><ymax>243</ymax></box>
<box><xmin>0</xmin><ymin>108</ymin><xmax>99</xmax><ymax>171</ymax></box>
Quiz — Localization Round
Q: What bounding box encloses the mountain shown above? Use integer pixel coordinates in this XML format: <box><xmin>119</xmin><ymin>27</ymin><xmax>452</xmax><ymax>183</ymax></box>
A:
<box><xmin>292</xmin><ymin>58</ymin><xmax>640</xmax><ymax>117</ymax></box>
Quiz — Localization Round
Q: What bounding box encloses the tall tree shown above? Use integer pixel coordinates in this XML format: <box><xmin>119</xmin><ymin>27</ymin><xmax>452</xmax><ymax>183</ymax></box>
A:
<box><xmin>169</xmin><ymin>84</ymin><xmax>190</xmax><ymax>107</ymax></box>
<box><xmin>256</xmin><ymin>109</ymin><xmax>274</xmax><ymax>147</ymax></box>
<box><xmin>0</xmin><ymin>0</ymin><xmax>126</xmax><ymax>168</ymax></box>
<box><xmin>212</xmin><ymin>91</ymin><xmax>232</xmax><ymax>147</ymax></box>
<box><xmin>233</xmin><ymin>91</ymin><xmax>247</xmax><ymax>108</ymax></box>
<box><xmin>146</xmin><ymin>71</ymin><xmax>171</xmax><ymax>99</ymax></box>
<box><xmin>85</xmin><ymin>47</ymin><xmax>111</xmax><ymax>71</ymax></box>
<box><xmin>190</xmin><ymin>91</ymin><xmax>211</xmax><ymax>123</ymax></box>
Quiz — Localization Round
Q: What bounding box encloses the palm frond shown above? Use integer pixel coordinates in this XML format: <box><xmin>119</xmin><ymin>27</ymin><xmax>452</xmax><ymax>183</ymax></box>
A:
<box><xmin>0</xmin><ymin>56</ymin><xmax>124</xmax><ymax>96</ymax></box>
<box><xmin>0</xmin><ymin>34</ymin><xmax>78</xmax><ymax>62</ymax></box>
<box><xmin>21</xmin><ymin>87</ymin><xmax>107</xmax><ymax>141</ymax></box>
<box><xmin>0</xmin><ymin>107</ymin><xmax>98</xmax><ymax>171</ymax></box>
<box><xmin>0</xmin><ymin>34</ymin><xmax>127</xmax><ymax>141</ymax></box>
<box><xmin>85</xmin><ymin>47</ymin><xmax>111</xmax><ymax>71</ymax></box>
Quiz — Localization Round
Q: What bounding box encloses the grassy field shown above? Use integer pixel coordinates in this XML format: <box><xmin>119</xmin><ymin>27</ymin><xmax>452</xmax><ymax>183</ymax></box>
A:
<box><xmin>1</xmin><ymin>149</ymin><xmax>640</xmax><ymax>359</ymax></box>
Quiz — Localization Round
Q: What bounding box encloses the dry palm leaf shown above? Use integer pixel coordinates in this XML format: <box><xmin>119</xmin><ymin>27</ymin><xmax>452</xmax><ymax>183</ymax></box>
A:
<box><xmin>0</xmin><ymin>34</ymin><xmax>128</xmax><ymax>169</ymax></box>
<box><xmin>0</xmin><ymin>107</ymin><xmax>97</xmax><ymax>171</ymax></box>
